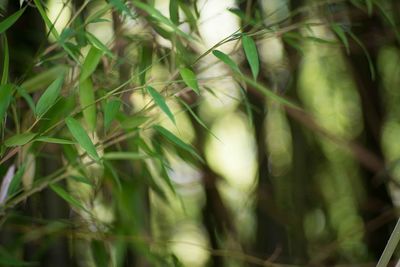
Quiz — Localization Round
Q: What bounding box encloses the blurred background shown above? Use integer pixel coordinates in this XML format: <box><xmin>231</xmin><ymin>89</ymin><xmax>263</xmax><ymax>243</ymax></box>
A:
<box><xmin>1</xmin><ymin>0</ymin><xmax>400</xmax><ymax>266</ymax></box>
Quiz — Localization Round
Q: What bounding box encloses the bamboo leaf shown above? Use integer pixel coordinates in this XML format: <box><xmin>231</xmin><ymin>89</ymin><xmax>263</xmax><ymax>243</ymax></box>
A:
<box><xmin>153</xmin><ymin>125</ymin><xmax>201</xmax><ymax>161</ymax></box>
<box><xmin>147</xmin><ymin>86</ymin><xmax>175</xmax><ymax>124</ymax></box>
<box><xmin>35</xmin><ymin>75</ymin><xmax>64</xmax><ymax>117</ymax></box>
<box><xmin>7</xmin><ymin>164</ymin><xmax>25</xmax><ymax>197</ymax></box>
<box><xmin>103</xmin><ymin>152</ymin><xmax>148</xmax><ymax>160</ymax></box>
<box><xmin>65</xmin><ymin>117</ymin><xmax>100</xmax><ymax>162</ymax></box>
<box><xmin>1</xmin><ymin>35</ymin><xmax>9</xmax><ymax>85</ymax></box>
<box><xmin>0</xmin><ymin>8</ymin><xmax>25</xmax><ymax>34</ymax></box>
<box><xmin>180</xmin><ymin>68</ymin><xmax>200</xmax><ymax>94</ymax></box>
<box><xmin>242</xmin><ymin>34</ymin><xmax>259</xmax><ymax>79</ymax></box>
<box><xmin>109</xmin><ymin>0</ymin><xmax>135</xmax><ymax>18</ymax></box>
<box><xmin>79</xmin><ymin>78</ymin><xmax>97</xmax><ymax>132</ymax></box>
<box><xmin>50</xmin><ymin>183</ymin><xmax>88</xmax><ymax>211</ymax></box>
<box><xmin>0</xmin><ymin>84</ymin><xmax>14</xmax><ymax>127</ymax></box>
<box><xmin>104</xmin><ymin>99</ymin><xmax>121</xmax><ymax>130</ymax></box>
<box><xmin>4</xmin><ymin>132</ymin><xmax>37</xmax><ymax>147</ymax></box>
<box><xmin>169</xmin><ymin>0</ymin><xmax>179</xmax><ymax>24</ymax></box>
<box><xmin>85</xmin><ymin>32</ymin><xmax>114</xmax><ymax>58</ymax></box>
<box><xmin>212</xmin><ymin>50</ymin><xmax>240</xmax><ymax>73</ymax></box>
<box><xmin>331</xmin><ymin>24</ymin><xmax>350</xmax><ymax>54</ymax></box>
<box><xmin>35</xmin><ymin>136</ymin><xmax>75</xmax><ymax>145</ymax></box>
<box><xmin>80</xmin><ymin>46</ymin><xmax>102</xmax><ymax>81</ymax></box>
<box><xmin>21</xmin><ymin>65</ymin><xmax>67</xmax><ymax>93</ymax></box>
<box><xmin>120</xmin><ymin>115</ymin><xmax>149</xmax><ymax>129</ymax></box>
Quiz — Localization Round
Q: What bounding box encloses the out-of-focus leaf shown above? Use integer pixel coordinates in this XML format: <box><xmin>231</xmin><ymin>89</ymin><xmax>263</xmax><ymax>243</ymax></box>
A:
<box><xmin>103</xmin><ymin>152</ymin><xmax>148</xmax><ymax>160</ymax></box>
<box><xmin>50</xmin><ymin>183</ymin><xmax>88</xmax><ymax>212</ymax></box>
<box><xmin>349</xmin><ymin>31</ymin><xmax>375</xmax><ymax>80</ymax></box>
<box><xmin>0</xmin><ymin>247</ymin><xmax>37</xmax><ymax>266</ymax></box>
<box><xmin>65</xmin><ymin>117</ymin><xmax>100</xmax><ymax>162</ymax></box>
<box><xmin>147</xmin><ymin>86</ymin><xmax>175</xmax><ymax>124</ymax></box>
<box><xmin>4</xmin><ymin>132</ymin><xmax>37</xmax><ymax>147</ymax></box>
<box><xmin>35</xmin><ymin>136</ymin><xmax>75</xmax><ymax>144</ymax></box>
<box><xmin>8</xmin><ymin>164</ymin><xmax>25</xmax><ymax>196</ymax></box>
<box><xmin>21</xmin><ymin>65</ymin><xmax>67</xmax><ymax>93</ymax></box>
<box><xmin>242</xmin><ymin>34</ymin><xmax>259</xmax><ymax>79</ymax></box>
<box><xmin>104</xmin><ymin>99</ymin><xmax>121</xmax><ymax>130</ymax></box>
<box><xmin>91</xmin><ymin>240</ymin><xmax>109</xmax><ymax>267</ymax></box>
<box><xmin>0</xmin><ymin>165</ymin><xmax>15</xmax><ymax>205</ymax></box>
<box><xmin>0</xmin><ymin>8</ymin><xmax>25</xmax><ymax>34</ymax></box>
<box><xmin>0</xmin><ymin>84</ymin><xmax>14</xmax><ymax>127</ymax></box>
<box><xmin>212</xmin><ymin>50</ymin><xmax>240</xmax><ymax>73</ymax></box>
<box><xmin>110</xmin><ymin>0</ymin><xmax>135</xmax><ymax>18</ymax></box>
<box><xmin>169</xmin><ymin>0</ymin><xmax>179</xmax><ymax>24</ymax></box>
<box><xmin>331</xmin><ymin>24</ymin><xmax>350</xmax><ymax>54</ymax></box>
<box><xmin>16</xmin><ymin>86</ymin><xmax>35</xmax><ymax>113</ymax></box>
<box><xmin>138</xmin><ymin>43</ymin><xmax>152</xmax><ymax>85</ymax></box>
<box><xmin>120</xmin><ymin>115</ymin><xmax>149</xmax><ymax>129</ymax></box>
<box><xmin>70</xmin><ymin>175</ymin><xmax>94</xmax><ymax>187</ymax></box>
<box><xmin>35</xmin><ymin>75</ymin><xmax>64</xmax><ymax>117</ymax></box>
<box><xmin>133</xmin><ymin>1</ymin><xmax>194</xmax><ymax>41</ymax></box>
<box><xmin>79</xmin><ymin>78</ymin><xmax>96</xmax><ymax>132</ymax></box>
<box><xmin>1</xmin><ymin>35</ymin><xmax>9</xmax><ymax>85</ymax></box>
<box><xmin>85</xmin><ymin>32</ymin><xmax>114</xmax><ymax>58</ymax></box>
<box><xmin>80</xmin><ymin>46</ymin><xmax>102</xmax><ymax>81</ymax></box>
<box><xmin>180</xmin><ymin>68</ymin><xmax>200</xmax><ymax>94</ymax></box>
<box><xmin>153</xmin><ymin>125</ymin><xmax>202</xmax><ymax>161</ymax></box>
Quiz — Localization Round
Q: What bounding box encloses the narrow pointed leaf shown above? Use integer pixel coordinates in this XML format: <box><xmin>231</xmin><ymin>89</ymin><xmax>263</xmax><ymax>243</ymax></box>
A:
<box><xmin>147</xmin><ymin>86</ymin><xmax>175</xmax><ymax>124</ymax></box>
<box><xmin>79</xmin><ymin>78</ymin><xmax>96</xmax><ymax>131</ymax></box>
<box><xmin>180</xmin><ymin>68</ymin><xmax>200</xmax><ymax>94</ymax></box>
<box><xmin>103</xmin><ymin>152</ymin><xmax>148</xmax><ymax>160</ymax></box>
<box><xmin>153</xmin><ymin>125</ymin><xmax>201</xmax><ymax>161</ymax></box>
<box><xmin>35</xmin><ymin>75</ymin><xmax>64</xmax><ymax>117</ymax></box>
<box><xmin>212</xmin><ymin>50</ymin><xmax>240</xmax><ymax>73</ymax></box>
<box><xmin>65</xmin><ymin>117</ymin><xmax>100</xmax><ymax>162</ymax></box>
<box><xmin>169</xmin><ymin>0</ymin><xmax>179</xmax><ymax>24</ymax></box>
<box><xmin>0</xmin><ymin>84</ymin><xmax>14</xmax><ymax>127</ymax></box>
<box><xmin>50</xmin><ymin>183</ymin><xmax>88</xmax><ymax>212</ymax></box>
<box><xmin>120</xmin><ymin>115</ymin><xmax>149</xmax><ymax>129</ymax></box>
<box><xmin>0</xmin><ymin>8</ymin><xmax>25</xmax><ymax>34</ymax></box>
<box><xmin>8</xmin><ymin>164</ymin><xmax>25</xmax><ymax>196</ymax></box>
<box><xmin>85</xmin><ymin>32</ymin><xmax>114</xmax><ymax>58</ymax></box>
<box><xmin>242</xmin><ymin>34</ymin><xmax>259</xmax><ymax>79</ymax></box>
<box><xmin>104</xmin><ymin>99</ymin><xmax>121</xmax><ymax>130</ymax></box>
<box><xmin>80</xmin><ymin>46</ymin><xmax>102</xmax><ymax>81</ymax></box>
<box><xmin>35</xmin><ymin>136</ymin><xmax>75</xmax><ymax>144</ymax></box>
<box><xmin>331</xmin><ymin>24</ymin><xmax>350</xmax><ymax>54</ymax></box>
<box><xmin>4</xmin><ymin>132</ymin><xmax>37</xmax><ymax>147</ymax></box>
<box><xmin>1</xmin><ymin>35</ymin><xmax>9</xmax><ymax>85</ymax></box>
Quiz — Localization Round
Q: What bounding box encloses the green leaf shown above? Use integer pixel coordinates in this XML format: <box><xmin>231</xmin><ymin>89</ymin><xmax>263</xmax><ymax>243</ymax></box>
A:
<box><xmin>138</xmin><ymin>43</ymin><xmax>153</xmax><ymax>85</ymax></box>
<box><xmin>212</xmin><ymin>50</ymin><xmax>240</xmax><ymax>73</ymax></box>
<box><xmin>348</xmin><ymin>31</ymin><xmax>375</xmax><ymax>80</ymax></box>
<box><xmin>104</xmin><ymin>99</ymin><xmax>121</xmax><ymax>130</ymax></box>
<box><xmin>147</xmin><ymin>86</ymin><xmax>175</xmax><ymax>124</ymax></box>
<box><xmin>35</xmin><ymin>136</ymin><xmax>75</xmax><ymax>144</ymax></box>
<box><xmin>85</xmin><ymin>32</ymin><xmax>114</xmax><ymax>58</ymax></box>
<box><xmin>35</xmin><ymin>75</ymin><xmax>64</xmax><ymax>117</ymax></box>
<box><xmin>120</xmin><ymin>115</ymin><xmax>149</xmax><ymax>129</ymax></box>
<box><xmin>331</xmin><ymin>24</ymin><xmax>350</xmax><ymax>54</ymax></box>
<box><xmin>21</xmin><ymin>65</ymin><xmax>67</xmax><ymax>93</ymax></box>
<box><xmin>169</xmin><ymin>0</ymin><xmax>179</xmax><ymax>24</ymax></box>
<box><xmin>80</xmin><ymin>46</ymin><xmax>103</xmax><ymax>81</ymax></box>
<box><xmin>79</xmin><ymin>78</ymin><xmax>97</xmax><ymax>132</ymax></box>
<box><xmin>103</xmin><ymin>152</ymin><xmax>148</xmax><ymax>160</ymax></box>
<box><xmin>65</xmin><ymin>117</ymin><xmax>100</xmax><ymax>162</ymax></box>
<box><xmin>153</xmin><ymin>125</ymin><xmax>202</xmax><ymax>161</ymax></box>
<box><xmin>16</xmin><ymin>86</ymin><xmax>35</xmax><ymax>113</ymax></box>
<box><xmin>1</xmin><ymin>35</ymin><xmax>9</xmax><ymax>85</ymax></box>
<box><xmin>50</xmin><ymin>183</ymin><xmax>88</xmax><ymax>212</ymax></box>
<box><xmin>70</xmin><ymin>175</ymin><xmax>94</xmax><ymax>186</ymax></box>
<box><xmin>133</xmin><ymin>1</ymin><xmax>195</xmax><ymax>41</ymax></box>
<box><xmin>0</xmin><ymin>7</ymin><xmax>25</xmax><ymax>34</ymax></box>
<box><xmin>8</xmin><ymin>164</ymin><xmax>25</xmax><ymax>196</ymax></box>
<box><xmin>242</xmin><ymin>34</ymin><xmax>259</xmax><ymax>79</ymax></box>
<box><xmin>0</xmin><ymin>84</ymin><xmax>14</xmax><ymax>127</ymax></box>
<box><xmin>109</xmin><ymin>0</ymin><xmax>135</xmax><ymax>18</ymax></box>
<box><xmin>4</xmin><ymin>132</ymin><xmax>37</xmax><ymax>147</ymax></box>
<box><xmin>91</xmin><ymin>240</ymin><xmax>110</xmax><ymax>267</ymax></box>
<box><xmin>180</xmin><ymin>68</ymin><xmax>200</xmax><ymax>94</ymax></box>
